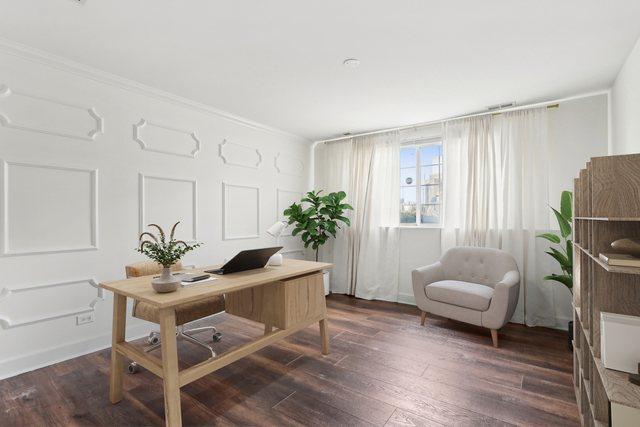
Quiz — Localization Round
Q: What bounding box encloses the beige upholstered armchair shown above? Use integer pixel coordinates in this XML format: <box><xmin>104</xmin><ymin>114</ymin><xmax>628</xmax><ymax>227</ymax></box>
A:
<box><xmin>412</xmin><ymin>246</ymin><xmax>520</xmax><ymax>347</ymax></box>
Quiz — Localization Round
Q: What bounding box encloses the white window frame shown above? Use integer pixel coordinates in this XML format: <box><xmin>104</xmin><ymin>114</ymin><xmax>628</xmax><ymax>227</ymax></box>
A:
<box><xmin>400</xmin><ymin>137</ymin><xmax>443</xmax><ymax>227</ymax></box>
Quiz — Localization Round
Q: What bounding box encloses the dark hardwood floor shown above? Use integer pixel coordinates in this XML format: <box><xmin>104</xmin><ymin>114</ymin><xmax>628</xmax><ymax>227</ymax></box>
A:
<box><xmin>0</xmin><ymin>295</ymin><xmax>578</xmax><ymax>426</ymax></box>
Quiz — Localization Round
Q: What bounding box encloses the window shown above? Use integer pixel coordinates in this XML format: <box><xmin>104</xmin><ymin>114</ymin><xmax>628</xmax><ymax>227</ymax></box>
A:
<box><xmin>400</xmin><ymin>140</ymin><xmax>442</xmax><ymax>225</ymax></box>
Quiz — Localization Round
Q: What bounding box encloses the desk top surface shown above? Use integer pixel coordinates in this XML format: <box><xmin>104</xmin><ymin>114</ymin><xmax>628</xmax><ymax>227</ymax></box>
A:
<box><xmin>100</xmin><ymin>258</ymin><xmax>332</xmax><ymax>309</ymax></box>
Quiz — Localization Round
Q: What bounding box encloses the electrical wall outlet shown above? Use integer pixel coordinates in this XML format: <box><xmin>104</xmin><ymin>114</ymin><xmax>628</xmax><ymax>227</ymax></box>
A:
<box><xmin>76</xmin><ymin>312</ymin><xmax>94</xmax><ymax>325</ymax></box>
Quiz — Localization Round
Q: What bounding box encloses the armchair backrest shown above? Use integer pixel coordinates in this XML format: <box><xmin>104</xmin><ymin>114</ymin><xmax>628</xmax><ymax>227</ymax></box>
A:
<box><xmin>440</xmin><ymin>247</ymin><xmax>518</xmax><ymax>288</ymax></box>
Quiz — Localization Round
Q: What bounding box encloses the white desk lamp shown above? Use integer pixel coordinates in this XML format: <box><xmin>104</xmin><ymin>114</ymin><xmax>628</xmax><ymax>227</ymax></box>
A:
<box><xmin>266</xmin><ymin>220</ymin><xmax>287</xmax><ymax>266</ymax></box>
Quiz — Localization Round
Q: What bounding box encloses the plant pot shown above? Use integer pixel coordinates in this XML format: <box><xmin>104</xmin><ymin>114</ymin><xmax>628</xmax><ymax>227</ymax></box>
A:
<box><xmin>568</xmin><ymin>320</ymin><xmax>574</xmax><ymax>352</ymax></box>
<box><xmin>152</xmin><ymin>267</ymin><xmax>180</xmax><ymax>293</ymax></box>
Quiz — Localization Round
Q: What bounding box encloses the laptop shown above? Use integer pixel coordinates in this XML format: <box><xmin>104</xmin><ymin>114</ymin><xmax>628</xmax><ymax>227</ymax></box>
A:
<box><xmin>205</xmin><ymin>246</ymin><xmax>283</xmax><ymax>275</ymax></box>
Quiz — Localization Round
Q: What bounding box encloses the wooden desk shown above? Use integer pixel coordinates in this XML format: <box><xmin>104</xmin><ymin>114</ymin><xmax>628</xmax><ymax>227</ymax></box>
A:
<box><xmin>101</xmin><ymin>259</ymin><xmax>332</xmax><ymax>427</ymax></box>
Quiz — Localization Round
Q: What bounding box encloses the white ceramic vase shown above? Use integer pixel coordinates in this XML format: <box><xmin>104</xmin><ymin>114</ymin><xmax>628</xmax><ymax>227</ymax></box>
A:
<box><xmin>152</xmin><ymin>266</ymin><xmax>180</xmax><ymax>293</ymax></box>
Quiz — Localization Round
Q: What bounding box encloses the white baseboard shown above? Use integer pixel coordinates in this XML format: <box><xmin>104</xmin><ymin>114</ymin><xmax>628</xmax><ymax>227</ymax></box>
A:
<box><xmin>0</xmin><ymin>322</ymin><xmax>154</xmax><ymax>380</ymax></box>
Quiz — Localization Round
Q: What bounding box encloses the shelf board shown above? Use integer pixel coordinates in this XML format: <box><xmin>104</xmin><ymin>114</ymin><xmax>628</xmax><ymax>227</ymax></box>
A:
<box><xmin>574</xmin><ymin>216</ymin><xmax>640</xmax><ymax>221</ymax></box>
<box><xmin>583</xmin><ymin>372</ymin><xmax>592</xmax><ymax>403</ymax></box>
<box><xmin>574</xmin><ymin>306</ymin><xmax>592</xmax><ymax>346</ymax></box>
<box><xmin>589</xmin><ymin>399</ymin><xmax>607</xmax><ymax>427</ymax></box>
<box><xmin>593</xmin><ymin>356</ymin><xmax>640</xmax><ymax>410</ymax></box>
<box><xmin>574</xmin><ymin>243</ymin><xmax>640</xmax><ymax>275</ymax></box>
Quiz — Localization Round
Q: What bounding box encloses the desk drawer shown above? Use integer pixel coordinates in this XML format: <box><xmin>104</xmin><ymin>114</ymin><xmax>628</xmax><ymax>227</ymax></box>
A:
<box><xmin>225</xmin><ymin>272</ymin><xmax>325</xmax><ymax>329</ymax></box>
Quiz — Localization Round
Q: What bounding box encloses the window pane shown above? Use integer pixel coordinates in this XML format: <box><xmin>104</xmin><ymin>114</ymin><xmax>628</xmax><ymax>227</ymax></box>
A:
<box><xmin>400</xmin><ymin>167</ymin><xmax>416</xmax><ymax>186</ymax></box>
<box><xmin>421</xmin><ymin>165</ymin><xmax>440</xmax><ymax>185</ymax></box>
<box><xmin>420</xmin><ymin>144</ymin><xmax>441</xmax><ymax>166</ymax></box>
<box><xmin>400</xmin><ymin>147</ymin><xmax>416</xmax><ymax>168</ymax></box>
<box><xmin>400</xmin><ymin>186</ymin><xmax>417</xmax><ymax>224</ymax></box>
<box><xmin>421</xmin><ymin>184</ymin><xmax>441</xmax><ymax>204</ymax></box>
<box><xmin>420</xmin><ymin>204</ymin><xmax>440</xmax><ymax>224</ymax></box>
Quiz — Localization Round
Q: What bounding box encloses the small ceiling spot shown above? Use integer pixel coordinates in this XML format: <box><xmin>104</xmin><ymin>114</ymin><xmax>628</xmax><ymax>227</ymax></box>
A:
<box><xmin>343</xmin><ymin>58</ymin><xmax>360</xmax><ymax>69</ymax></box>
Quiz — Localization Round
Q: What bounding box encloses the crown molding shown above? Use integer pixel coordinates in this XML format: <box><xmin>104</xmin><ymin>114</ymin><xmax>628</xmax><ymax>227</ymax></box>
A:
<box><xmin>0</xmin><ymin>37</ymin><xmax>311</xmax><ymax>144</ymax></box>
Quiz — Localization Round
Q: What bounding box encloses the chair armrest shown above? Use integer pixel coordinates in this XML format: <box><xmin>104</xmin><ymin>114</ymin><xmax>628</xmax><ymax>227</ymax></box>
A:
<box><xmin>497</xmin><ymin>270</ymin><xmax>519</xmax><ymax>288</ymax></box>
<box><xmin>412</xmin><ymin>262</ymin><xmax>444</xmax><ymax>310</ymax></box>
<box><xmin>483</xmin><ymin>270</ymin><xmax>521</xmax><ymax>330</ymax></box>
<box><xmin>412</xmin><ymin>261</ymin><xmax>444</xmax><ymax>287</ymax></box>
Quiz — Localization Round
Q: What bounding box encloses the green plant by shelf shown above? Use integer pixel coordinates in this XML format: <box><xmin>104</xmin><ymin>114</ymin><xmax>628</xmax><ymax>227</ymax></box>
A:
<box><xmin>537</xmin><ymin>190</ymin><xmax>573</xmax><ymax>292</ymax></box>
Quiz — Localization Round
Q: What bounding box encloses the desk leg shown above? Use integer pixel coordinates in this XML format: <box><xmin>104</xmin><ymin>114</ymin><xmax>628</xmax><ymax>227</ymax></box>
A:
<box><xmin>159</xmin><ymin>308</ymin><xmax>182</xmax><ymax>427</ymax></box>
<box><xmin>264</xmin><ymin>323</ymin><xmax>272</xmax><ymax>335</ymax></box>
<box><xmin>109</xmin><ymin>294</ymin><xmax>127</xmax><ymax>403</ymax></box>
<box><xmin>319</xmin><ymin>318</ymin><xmax>329</xmax><ymax>355</ymax></box>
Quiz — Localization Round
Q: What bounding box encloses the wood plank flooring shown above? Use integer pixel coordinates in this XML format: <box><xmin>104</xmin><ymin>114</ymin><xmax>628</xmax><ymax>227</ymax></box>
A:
<box><xmin>0</xmin><ymin>295</ymin><xmax>579</xmax><ymax>426</ymax></box>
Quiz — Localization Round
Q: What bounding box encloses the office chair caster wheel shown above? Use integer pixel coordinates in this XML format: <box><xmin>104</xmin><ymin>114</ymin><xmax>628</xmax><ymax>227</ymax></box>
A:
<box><xmin>147</xmin><ymin>332</ymin><xmax>160</xmax><ymax>345</ymax></box>
<box><xmin>212</xmin><ymin>332</ymin><xmax>222</xmax><ymax>342</ymax></box>
<box><xmin>128</xmin><ymin>362</ymin><xmax>140</xmax><ymax>374</ymax></box>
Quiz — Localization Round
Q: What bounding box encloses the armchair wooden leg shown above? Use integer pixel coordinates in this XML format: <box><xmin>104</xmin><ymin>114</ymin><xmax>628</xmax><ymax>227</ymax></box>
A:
<box><xmin>490</xmin><ymin>329</ymin><xmax>499</xmax><ymax>348</ymax></box>
<box><xmin>420</xmin><ymin>311</ymin><xmax>427</xmax><ymax>326</ymax></box>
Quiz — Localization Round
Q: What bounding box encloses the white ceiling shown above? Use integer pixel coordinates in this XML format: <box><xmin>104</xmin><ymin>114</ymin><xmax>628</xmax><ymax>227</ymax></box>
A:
<box><xmin>1</xmin><ymin>1</ymin><xmax>639</xmax><ymax>141</ymax></box>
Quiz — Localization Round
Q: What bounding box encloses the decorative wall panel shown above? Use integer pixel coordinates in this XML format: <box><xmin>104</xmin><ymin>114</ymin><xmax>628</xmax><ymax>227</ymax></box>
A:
<box><xmin>222</xmin><ymin>182</ymin><xmax>260</xmax><ymax>240</ymax></box>
<box><xmin>275</xmin><ymin>153</ymin><xmax>304</xmax><ymax>176</ymax></box>
<box><xmin>0</xmin><ymin>84</ymin><xmax>103</xmax><ymax>141</ymax></box>
<box><xmin>1</xmin><ymin>160</ymin><xmax>98</xmax><ymax>256</ymax></box>
<box><xmin>139</xmin><ymin>174</ymin><xmax>198</xmax><ymax>242</ymax></box>
<box><xmin>219</xmin><ymin>139</ymin><xmax>262</xmax><ymax>168</ymax></box>
<box><xmin>133</xmin><ymin>119</ymin><xmax>201</xmax><ymax>158</ymax></box>
<box><xmin>0</xmin><ymin>279</ymin><xmax>103</xmax><ymax>329</ymax></box>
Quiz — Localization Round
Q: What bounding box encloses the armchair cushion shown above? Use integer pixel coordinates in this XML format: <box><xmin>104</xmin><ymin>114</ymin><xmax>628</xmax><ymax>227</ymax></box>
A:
<box><xmin>425</xmin><ymin>280</ymin><xmax>494</xmax><ymax>311</ymax></box>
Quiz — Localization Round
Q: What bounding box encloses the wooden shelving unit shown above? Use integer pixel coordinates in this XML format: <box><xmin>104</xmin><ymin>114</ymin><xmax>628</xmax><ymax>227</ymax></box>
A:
<box><xmin>572</xmin><ymin>153</ymin><xmax>640</xmax><ymax>426</ymax></box>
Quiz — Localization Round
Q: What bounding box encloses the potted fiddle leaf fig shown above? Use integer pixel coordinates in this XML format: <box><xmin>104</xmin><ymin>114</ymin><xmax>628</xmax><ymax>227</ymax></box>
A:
<box><xmin>137</xmin><ymin>221</ymin><xmax>201</xmax><ymax>293</ymax></box>
<box><xmin>284</xmin><ymin>190</ymin><xmax>353</xmax><ymax>295</ymax></box>
<box><xmin>283</xmin><ymin>190</ymin><xmax>353</xmax><ymax>261</ymax></box>
<box><xmin>537</xmin><ymin>190</ymin><xmax>573</xmax><ymax>350</ymax></box>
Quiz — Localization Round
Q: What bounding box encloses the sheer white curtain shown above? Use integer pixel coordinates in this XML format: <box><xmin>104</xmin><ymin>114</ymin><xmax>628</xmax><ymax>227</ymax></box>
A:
<box><xmin>442</xmin><ymin>108</ymin><xmax>557</xmax><ymax>326</ymax></box>
<box><xmin>315</xmin><ymin>131</ymin><xmax>400</xmax><ymax>301</ymax></box>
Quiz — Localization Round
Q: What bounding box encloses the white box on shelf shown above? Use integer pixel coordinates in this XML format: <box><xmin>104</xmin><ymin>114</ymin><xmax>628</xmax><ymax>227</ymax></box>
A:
<box><xmin>601</xmin><ymin>311</ymin><xmax>640</xmax><ymax>374</ymax></box>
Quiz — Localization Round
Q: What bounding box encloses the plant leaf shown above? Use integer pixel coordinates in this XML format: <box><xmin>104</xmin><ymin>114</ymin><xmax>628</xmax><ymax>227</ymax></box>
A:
<box><xmin>543</xmin><ymin>274</ymin><xmax>573</xmax><ymax>289</ymax></box>
<box><xmin>551</xmin><ymin>207</ymin><xmax>571</xmax><ymax>238</ymax></box>
<box><xmin>560</xmin><ymin>191</ymin><xmax>573</xmax><ymax>222</ymax></box>
<box><xmin>546</xmin><ymin>248</ymin><xmax>571</xmax><ymax>270</ymax></box>
<box><xmin>537</xmin><ymin>233</ymin><xmax>561</xmax><ymax>244</ymax></box>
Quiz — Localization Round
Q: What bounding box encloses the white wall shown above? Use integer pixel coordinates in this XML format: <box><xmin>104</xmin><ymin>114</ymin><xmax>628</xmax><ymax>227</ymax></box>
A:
<box><xmin>397</xmin><ymin>227</ymin><xmax>441</xmax><ymax>304</ymax></box>
<box><xmin>0</xmin><ymin>46</ymin><xmax>310</xmax><ymax>379</ymax></box>
<box><xmin>612</xmin><ymin>37</ymin><xmax>640</xmax><ymax>155</ymax></box>
<box><xmin>548</xmin><ymin>94</ymin><xmax>609</xmax><ymax>203</ymax></box>
<box><xmin>547</xmin><ymin>94</ymin><xmax>608</xmax><ymax>326</ymax></box>
<box><xmin>396</xmin><ymin>94</ymin><xmax>609</xmax><ymax>329</ymax></box>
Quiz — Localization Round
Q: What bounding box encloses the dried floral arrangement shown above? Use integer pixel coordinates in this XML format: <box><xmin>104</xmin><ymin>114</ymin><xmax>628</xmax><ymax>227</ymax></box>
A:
<box><xmin>136</xmin><ymin>222</ymin><xmax>201</xmax><ymax>267</ymax></box>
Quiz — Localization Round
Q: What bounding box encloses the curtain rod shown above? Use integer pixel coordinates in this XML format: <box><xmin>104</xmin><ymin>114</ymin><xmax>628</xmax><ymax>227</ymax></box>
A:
<box><xmin>317</xmin><ymin>89</ymin><xmax>609</xmax><ymax>144</ymax></box>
